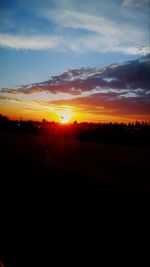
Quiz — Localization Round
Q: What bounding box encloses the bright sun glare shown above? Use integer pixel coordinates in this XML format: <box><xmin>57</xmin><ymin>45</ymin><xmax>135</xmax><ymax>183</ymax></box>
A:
<box><xmin>56</xmin><ymin>107</ymin><xmax>75</xmax><ymax>123</ymax></box>
<box><xmin>60</xmin><ymin>114</ymin><xmax>71</xmax><ymax>123</ymax></box>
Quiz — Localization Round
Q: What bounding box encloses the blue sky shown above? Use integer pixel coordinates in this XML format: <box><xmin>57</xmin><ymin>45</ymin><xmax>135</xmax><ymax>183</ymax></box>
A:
<box><xmin>0</xmin><ymin>0</ymin><xmax>149</xmax><ymax>88</ymax></box>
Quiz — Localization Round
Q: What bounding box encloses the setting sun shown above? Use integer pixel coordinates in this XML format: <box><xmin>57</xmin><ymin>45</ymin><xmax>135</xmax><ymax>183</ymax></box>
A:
<box><xmin>55</xmin><ymin>106</ymin><xmax>76</xmax><ymax>124</ymax></box>
<box><xmin>60</xmin><ymin>114</ymin><xmax>71</xmax><ymax>123</ymax></box>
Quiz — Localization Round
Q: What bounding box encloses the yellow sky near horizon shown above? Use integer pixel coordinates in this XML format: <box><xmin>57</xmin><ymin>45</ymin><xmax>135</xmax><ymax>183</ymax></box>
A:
<box><xmin>0</xmin><ymin>97</ymin><xmax>150</xmax><ymax>123</ymax></box>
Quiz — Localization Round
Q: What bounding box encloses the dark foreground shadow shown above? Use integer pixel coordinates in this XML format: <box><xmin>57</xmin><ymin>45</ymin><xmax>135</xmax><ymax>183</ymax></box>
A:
<box><xmin>0</xmin><ymin>154</ymin><xmax>149</xmax><ymax>267</ymax></box>
<box><xmin>0</xmin><ymin>155</ymin><xmax>149</xmax><ymax>201</ymax></box>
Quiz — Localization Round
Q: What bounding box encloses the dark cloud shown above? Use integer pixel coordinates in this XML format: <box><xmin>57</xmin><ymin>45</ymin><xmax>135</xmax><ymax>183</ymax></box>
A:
<box><xmin>1</xmin><ymin>54</ymin><xmax>148</xmax><ymax>120</ymax></box>
<box><xmin>1</xmin><ymin>54</ymin><xmax>150</xmax><ymax>99</ymax></box>
<box><xmin>0</xmin><ymin>83</ymin><xmax>82</xmax><ymax>95</ymax></box>
<box><xmin>0</xmin><ymin>95</ymin><xmax>9</xmax><ymax>100</ymax></box>
<box><xmin>46</xmin><ymin>91</ymin><xmax>150</xmax><ymax>116</ymax></box>
<box><xmin>0</xmin><ymin>95</ymin><xmax>21</xmax><ymax>101</ymax></box>
<box><xmin>102</xmin><ymin>55</ymin><xmax>150</xmax><ymax>89</ymax></box>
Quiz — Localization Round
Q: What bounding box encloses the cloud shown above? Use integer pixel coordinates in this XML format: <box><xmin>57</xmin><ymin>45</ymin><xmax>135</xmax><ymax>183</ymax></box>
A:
<box><xmin>0</xmin><ymin>4</ymin><xmax>148</xmax><ymax>55</ymax></box>
<box><xmin>0</xmin><ymin>84</ymin><xmax>82</xmax><ymax>95</ymax></box>
<box><xmin>63</xmin><ymin>36</ymin><xmax>149</xmax><ymax>55</ymax></box>
<box><xmin>123</xmin><ymin>0</ymin><xmax>135</xmax><ymax>6</ymax></box>
<box><xmin>122</xmin><ymin>0</ymin><xmax>149</xmax><ymax>7</ymax></box>
<box><xmin>43</xmin><ymin>91</ymin><xmax>150</xmax><ymax>116</ymax></box>
<box><xmin>1</xmin><ymin>54</ymin><xmax>149</xmax><ymax>120</ymax></box>
<box><xmin>42</xmin><ymin>9</ymin><xmax>148</xmax><ymax>55</ymax></box>
<box><xmin>0</xmin><ymin>34</ymin><xmax>62</xmax><ymax>50</ymax></box>
<box><xmin>0</xmin><ymin>0</ymin><xmax>149</xmax><ymax>56</ymax></box>
<box><xmin>0</xmin><ymin>32</ymin><xmax>148</xmax><ymax>55</ymax></box>
<box><xmin>0</xmin><ymin>95</ymin><xmax>21</xmax><ymax>102</ymax></box>
<box><xmin>1</xmin><ymin>55</ymin><xmax>149</xmax><ymax>104</ymax></box>
<box><xmin>52</xmin><ymin>10</ymin><xmax>137</xmax><ymax>39</ymax></box>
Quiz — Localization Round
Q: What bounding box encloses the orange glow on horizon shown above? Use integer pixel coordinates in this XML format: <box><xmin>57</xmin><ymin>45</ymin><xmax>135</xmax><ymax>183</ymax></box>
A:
<box><xmin>0</xmin><ymin>100</ymin><xmax>150</xmax><ymax>123</ymax></box>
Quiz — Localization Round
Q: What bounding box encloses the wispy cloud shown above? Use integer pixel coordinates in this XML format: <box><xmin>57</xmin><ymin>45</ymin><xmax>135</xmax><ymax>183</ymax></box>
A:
<box><xmin>47</xmin><ymin>9</ymin><xmax>137</xmax><ymax>38</ymax></box>
<box><xmin>0</xmin><ymin>31</ymin><xmax>148</xmax><ymax>55</ymax></box>
<box><xmin>0</xmin><ymin>34</ymin><xmax>62</xmax><ymax>50</ymax></box>
<box><xmin>42</xmin><ymin>9</ymin><xmax>149</xmax><ymax>55</ymax></box>
<box><xmin>63</xmin><ymin>36</ymin><xmax>149</xmax><ymax>55</ymax></box>
<box><xmin>0</xmin><ymin>95</ymin><xmax>21</xmax><ymax>102</ymax></box>
<box><xmin>122</xmin><ymin>0</ymin><xmax>149</xmax><ymax>7</ymax></box>
<box><xmin>0</xmin><ymin>3</ymin><xmax>148</xmax><ymax>56</ymax></box>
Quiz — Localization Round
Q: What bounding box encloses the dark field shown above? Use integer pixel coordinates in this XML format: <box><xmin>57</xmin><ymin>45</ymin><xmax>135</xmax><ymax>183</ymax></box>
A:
<box><xmin>0</xmin><ymin>126</ymin><xmax>150</xmax><ymax>201</ymax></box>
<box><xmin>0</xmin><ymin>124</ymin><xmax>150</xmax><ymax>266</ymax></box>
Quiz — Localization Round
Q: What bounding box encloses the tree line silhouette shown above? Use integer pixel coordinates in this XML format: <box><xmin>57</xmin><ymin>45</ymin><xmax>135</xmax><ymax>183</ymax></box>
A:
<box><xmin>0</xmin><ymin>113</ymin><xmax>150</xmax><ymax>148</ymax></box>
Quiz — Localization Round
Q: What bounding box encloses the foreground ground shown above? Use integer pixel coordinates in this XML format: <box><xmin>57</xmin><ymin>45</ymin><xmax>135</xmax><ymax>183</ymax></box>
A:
<box><xmin>0</xmin><ymin>131</ymin><xmax>150</xmax><ymax>265</ymax></box>
<box><xmin>0</xmin><ymin>132</ymin><xmax>150</xmax><ymax>200</ymax></box>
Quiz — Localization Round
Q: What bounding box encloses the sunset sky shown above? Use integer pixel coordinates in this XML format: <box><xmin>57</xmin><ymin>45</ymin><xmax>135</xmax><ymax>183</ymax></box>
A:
<box><xmin>0</xmin><ymin>0</ymin><xmax>149</xmax><ymax>122</ymax></box>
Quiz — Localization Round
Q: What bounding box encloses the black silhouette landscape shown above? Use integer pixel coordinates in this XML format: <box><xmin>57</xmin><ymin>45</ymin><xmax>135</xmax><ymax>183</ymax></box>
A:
<box><xmin>1</xmin><ymin>114</ymin><xmax>150</xmax><ymax>202</ymax></box>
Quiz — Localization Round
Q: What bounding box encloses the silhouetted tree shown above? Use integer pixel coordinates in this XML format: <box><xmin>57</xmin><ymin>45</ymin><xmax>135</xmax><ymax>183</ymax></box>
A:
<box><xmin>0</xmin><ymin>114</ymin><xmax>9</xmax><ymax>122</ymax></box>
<box><xmin>73</xmin><ymin>120</ymin><xmax>78</xmax><ymax>125</ymax></box>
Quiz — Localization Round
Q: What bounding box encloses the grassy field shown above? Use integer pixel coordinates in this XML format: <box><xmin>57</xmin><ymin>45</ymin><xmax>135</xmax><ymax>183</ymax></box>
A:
<box><xmin>0</xmin><ymin>132</ymin><xmax>150</xmax><ymax>200</ymax></box>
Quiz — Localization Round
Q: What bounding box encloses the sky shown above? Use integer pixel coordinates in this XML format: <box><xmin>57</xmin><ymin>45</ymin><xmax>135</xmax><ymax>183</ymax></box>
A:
<box><xmin>0</xmin><ymin>0</ymin><xmax>149</xmax><ymax>122</ymax></box>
